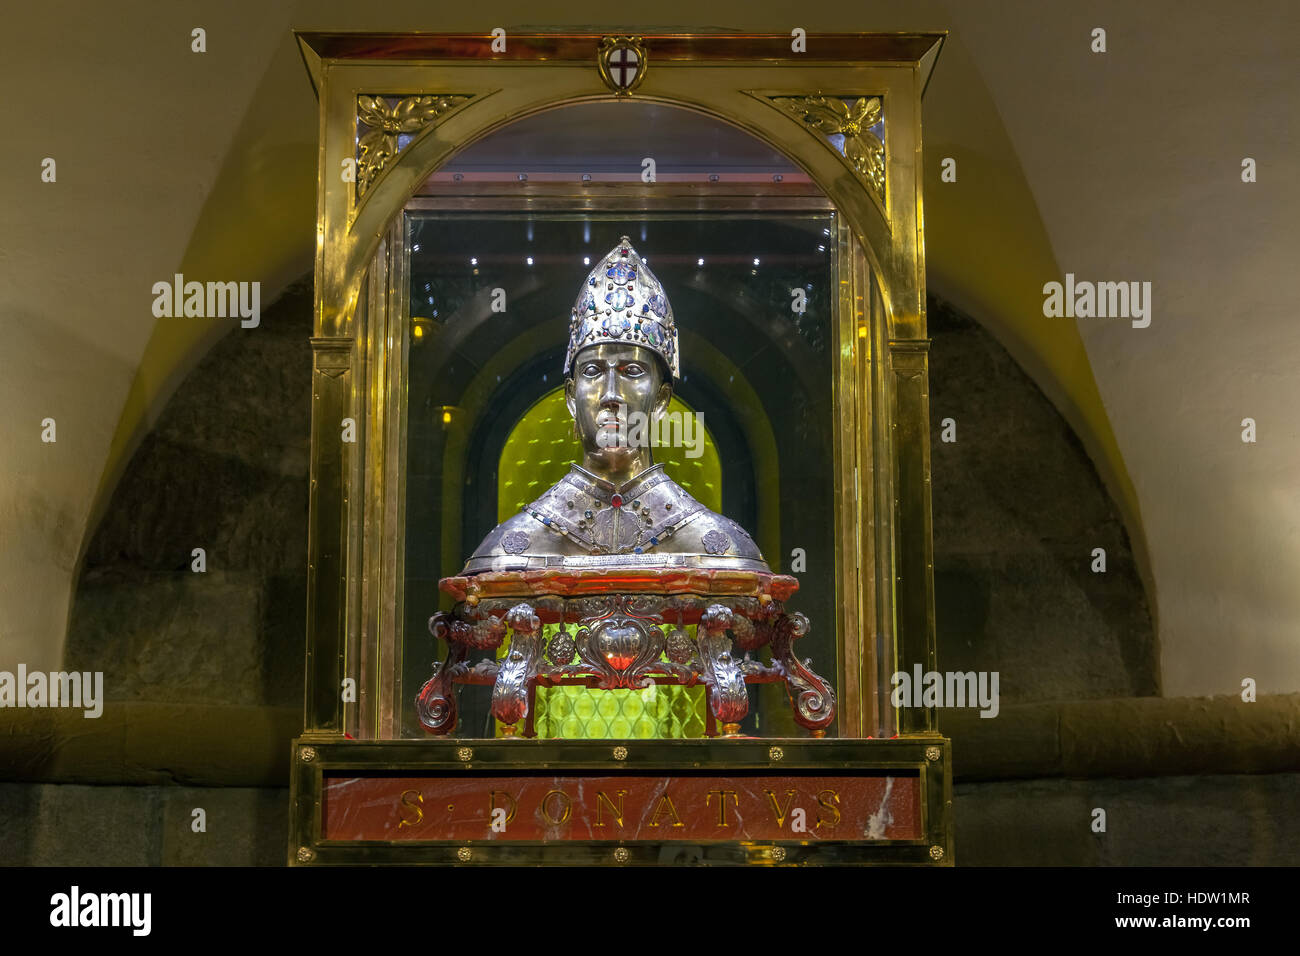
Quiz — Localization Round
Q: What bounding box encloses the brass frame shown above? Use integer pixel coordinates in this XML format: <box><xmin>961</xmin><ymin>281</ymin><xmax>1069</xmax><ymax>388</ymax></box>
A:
<box><xmin>289</xmin><ymin>736</ymin><xmax>952</xmax><ymax>866</ymax></box>
<box><xmin>293</xmin><ymin>30</ymin><xmax>947</xmax><ymax>863</ymax></box>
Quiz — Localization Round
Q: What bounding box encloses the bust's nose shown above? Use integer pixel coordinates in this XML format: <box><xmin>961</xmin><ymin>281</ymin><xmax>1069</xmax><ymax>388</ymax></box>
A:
<box><xmin>599</xmin><ymin>367</ymin><xmax>621</xmax><ymax>407</ymax></box>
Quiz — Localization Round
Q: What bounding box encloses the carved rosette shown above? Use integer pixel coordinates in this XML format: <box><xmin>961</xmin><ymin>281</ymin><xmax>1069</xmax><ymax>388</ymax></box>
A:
<box><xmin>664</xmin><ymin>625</ymin><xmax>696</xmax><ymax>664</ymax></box>
<box><xmin>546</xmin><ymin>627</ymin><xmax>577</xmax><ymax>665</ymax></box>
<box><xmin>355</xmin><ymin>94</ymin><xmax>474</xmax><ymax>198</ymax></box>
<box><xmin>770</xmin><ymin>95</ymin><xmax>885</xmax><ymax>203</ymax></box>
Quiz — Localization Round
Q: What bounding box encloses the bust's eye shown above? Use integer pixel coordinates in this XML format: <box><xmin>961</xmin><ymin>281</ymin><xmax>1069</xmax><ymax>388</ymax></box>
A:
<box><xmin>580</xmin><ymin>363</ymin><xmax>602</xmax><ymax>377</ymax></box>
<box><xmin>622</xmin><ymin>363</ymin><xmax>646</xmax><ymax>377</ymax></box>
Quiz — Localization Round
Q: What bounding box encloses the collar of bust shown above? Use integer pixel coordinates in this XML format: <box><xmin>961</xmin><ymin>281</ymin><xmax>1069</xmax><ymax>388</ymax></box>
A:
<box><xmin>569</xmin><ymin>462</ymin><xmax>666</xmax><ymax>500</ymax></box>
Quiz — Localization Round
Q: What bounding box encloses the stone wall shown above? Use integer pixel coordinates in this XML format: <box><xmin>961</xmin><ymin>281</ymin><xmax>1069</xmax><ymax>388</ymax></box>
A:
<box><xmin>955</xmin><ymin>773</ymin><xmax>1300</xmax><ymax>866</ymax></box>
<box><xmin>0</xmin><ymin>783</ymin><xmax>286</xmax><ymax>867</ymax></box>
<box><xmin>928</xmin><ymin>296</ymin><xmax>1156</xmax><ymax>700</ymax></box>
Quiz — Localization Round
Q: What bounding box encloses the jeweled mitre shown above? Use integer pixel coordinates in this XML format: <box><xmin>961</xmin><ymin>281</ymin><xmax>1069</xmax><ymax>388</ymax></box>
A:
<box><xmin>564</xmin><ymin>237</ymin><xmax>679</xmax><ymax>379</ymax></box>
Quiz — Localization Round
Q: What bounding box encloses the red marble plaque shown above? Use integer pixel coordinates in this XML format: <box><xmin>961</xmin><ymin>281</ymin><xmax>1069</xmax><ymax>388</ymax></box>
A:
<box><xmin>321</xmin><ymin>771</ymin><xmax>920</xmax><ymax>842</ymax></box>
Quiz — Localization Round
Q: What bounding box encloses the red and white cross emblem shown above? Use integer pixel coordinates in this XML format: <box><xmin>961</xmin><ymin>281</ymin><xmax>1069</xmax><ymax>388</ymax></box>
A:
<box><xmin>608</xmin><ymin>45</ymin><xmax>639</xmax><ymax>88</ymax></box>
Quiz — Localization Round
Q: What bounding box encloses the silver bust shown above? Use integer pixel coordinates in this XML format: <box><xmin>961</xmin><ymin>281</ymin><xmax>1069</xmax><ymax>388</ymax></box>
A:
<box><xmin>462</xmin><ymin>237</ymin><xmax>768</xmax><ymax>574</ymax></box>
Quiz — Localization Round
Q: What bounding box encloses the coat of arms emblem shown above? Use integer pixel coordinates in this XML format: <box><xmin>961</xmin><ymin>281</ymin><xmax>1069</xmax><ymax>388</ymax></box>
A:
<box><xmin>597</xmin><ymin>36</ymin><xmax>647</xmax><ymax>94</ymax></box>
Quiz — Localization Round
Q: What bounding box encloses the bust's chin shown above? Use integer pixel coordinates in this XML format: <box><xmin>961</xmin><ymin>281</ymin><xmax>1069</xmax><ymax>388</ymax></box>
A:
<box><xmin>586</xmin><ymin>444</ymin><xmax>647</xmax><ymax>470</ymax></box>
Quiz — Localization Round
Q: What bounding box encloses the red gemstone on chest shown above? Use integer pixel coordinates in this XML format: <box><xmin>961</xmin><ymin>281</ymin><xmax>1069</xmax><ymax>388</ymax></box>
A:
<box><xmin>611</xmin><ymin>494</ymin><xmax>624</xmax><ymax>508</ymax></box>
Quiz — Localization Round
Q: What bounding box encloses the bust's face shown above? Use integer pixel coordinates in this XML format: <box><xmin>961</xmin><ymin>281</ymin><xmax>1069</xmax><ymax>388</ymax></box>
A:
<box><xmin>565</xmin><ymin>343</ymin><xmax>671</xmax><ymax>463</ymax></box>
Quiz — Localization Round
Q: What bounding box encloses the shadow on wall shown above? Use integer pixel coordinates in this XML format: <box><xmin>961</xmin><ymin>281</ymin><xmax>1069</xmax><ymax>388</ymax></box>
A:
<box><xmin>66</xmin><ymin>280</ymin><xmax>313</xmax><ymax>707</ymax></box>
<box><xmin>63</xmin><ymin>282</ymin><xmax>1155</xmax><ymax>710</ymax></box>
<box><xmin>927</xmin><ymin>296</ymin><xmax>1156</xmax><ymax>702</ymax></box>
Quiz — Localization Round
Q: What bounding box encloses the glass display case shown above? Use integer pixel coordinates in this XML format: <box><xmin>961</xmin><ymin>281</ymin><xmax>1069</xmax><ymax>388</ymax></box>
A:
<box><xmin>291</xmin><ymin>30</ymin><xmax>949</xmax><ymax>866</ymax></box>
<box><xmin>397</xmin><ymin>195</ymin><xmax>847</xmax><ymax>742</ymax></box>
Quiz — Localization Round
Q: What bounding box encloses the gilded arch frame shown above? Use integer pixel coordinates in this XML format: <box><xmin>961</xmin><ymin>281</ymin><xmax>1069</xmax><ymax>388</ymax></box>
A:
<box><xmin>294</xmin><ymin>30</ymin><xmax>946</xmax><ymax>743</ymax></box>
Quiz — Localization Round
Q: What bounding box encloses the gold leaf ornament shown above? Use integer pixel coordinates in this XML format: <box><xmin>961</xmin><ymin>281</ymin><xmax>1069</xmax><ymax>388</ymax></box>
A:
<box><xmin>785</xmin><ymin>94</ymin><xmax>853</xmax><ymax>135</ymax></box>
<box><xmin>775</xmin><ymin>94</ymin><xmax>884</xmax><ymax>200</ymax></box>
<box><xmin>355</xmin><ymin>94</ymin><xmax>472</xmax><ymax>196</ymax></box>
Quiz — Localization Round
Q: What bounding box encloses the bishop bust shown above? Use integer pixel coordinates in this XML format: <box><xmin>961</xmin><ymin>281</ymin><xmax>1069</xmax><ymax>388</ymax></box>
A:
<box><xmin>462</xmin><ymin>237</ymin><xmax>768</xmax><ymax>574</ymax></box>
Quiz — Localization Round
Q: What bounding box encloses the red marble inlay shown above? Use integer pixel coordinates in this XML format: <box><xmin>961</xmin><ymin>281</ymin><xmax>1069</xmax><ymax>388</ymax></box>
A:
<box><xmin>321</xmin><ymin>771</ymin><xmax>920</xmax><ymax>842</ymax></box>
<box><xmin>440</xmin><ymin>568</ymin><xmax>800</xmax><ymax>603</ymax></box>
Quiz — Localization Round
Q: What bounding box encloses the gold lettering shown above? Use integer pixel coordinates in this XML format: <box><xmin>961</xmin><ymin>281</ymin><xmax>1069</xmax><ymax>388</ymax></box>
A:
<box><xmin>814</xmin><ymin>789</ymin><xmax>841</xmax><ymax>829</ymax></box>
<box><xmin>540</xmin><ymin>789</ymin><xmax>572</xmax><ymax>826</ymax></box>
<box><xmin>764</xmin><ymin>788</ymin><xmax>797</xmax><ymax>828</ymax></box>
<box><xmin>595</xmin><ymin>789</ymin><xmax>627</xmax><ymax>828</ymax></box>
<box><xmin>397</xmin><ymin>789</ymin><xmax>424</xmax><ymax>829</ymax></box>
<box><xmin>647</xmin><ymin>793</ymin><xmax>685</xmax><ymax>828</ymax></box>
<box><xmin>706</xmin><ymin>789</ymin><xmax>739</xmax><ymax>827</ymax></box>
<box><xmin>488</xmin><ymin>790</ymin><xmax>517</xmax><ymax>829</ymax></box>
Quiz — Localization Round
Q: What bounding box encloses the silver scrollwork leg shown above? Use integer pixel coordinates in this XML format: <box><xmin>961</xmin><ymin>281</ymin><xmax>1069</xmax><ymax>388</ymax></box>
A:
<box><xmin>698</xmin><ymin>604</ymin><xmax>748</xmax><ymax>734</ymax></box>
<box><xmin>770</xmin><ymin>611</ymin><xmax>836</xmax><ymax>734</ymax></box>
<box><xmin>416</xmin><ymin>612</ymin><xmax>466</xmax><ymax>734</ymax></box>
<box><xmin>490</xmin><ymin>603</ymin><xmax>542</xmax><ymax>737</ymax></box>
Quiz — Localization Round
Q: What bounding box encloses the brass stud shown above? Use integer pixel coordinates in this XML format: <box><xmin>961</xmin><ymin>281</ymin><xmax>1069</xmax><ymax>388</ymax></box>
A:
<box><xmin>457</xmin><ymin>747</ymin><xmax>473</xmax><ymax>762</ymax></box>
<box><xmin>457</xmin><ymin>847</ymin><xmax>472</xmax><ymax>862</ymax></box>
<box><xmin>768</xmin><ymin>746</ymin><xmax>784</xmax><ymax>762</ymax></box>
<box><xmin>771</xmin><ymin>846</ymin><xmax>787</xmax><ymax>862</ymax></box>
<box><xmin>929</xmin><ymin>845</ymin><xmax>944</xmax><ymax>861</ymax></box>
<box><xmin>925</xmin><ymin>746</ymin><xmax>940</xmax><ymax>762</ymax></box>
<box><xmin>296</xmin><ymin>846</ymin><xmax>314</xmax><ymax>863</ymax></box>
<box><xmin>299</xmin><ymin>746</ymin><xmax>317</xmax><ymax>763</ymax></box>
<box><xmin>613</xmin><ymin>847</ymin><xmax>629</xmax><ymax>863</ymax></box>
<box><xmin>612</xmin><ymin>745</ymin><xmax>628</xmax><ymax>761</ymax></box>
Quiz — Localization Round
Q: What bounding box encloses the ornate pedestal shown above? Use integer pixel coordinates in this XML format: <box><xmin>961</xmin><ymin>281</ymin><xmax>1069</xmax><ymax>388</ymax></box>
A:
<box><xmin>416</xmin><ymin>568</ymin><xmax>836</xmax><ymax>738</ymax></box>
